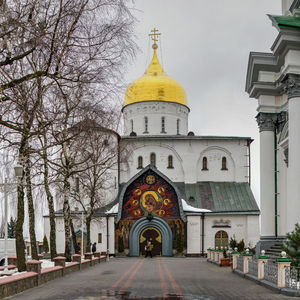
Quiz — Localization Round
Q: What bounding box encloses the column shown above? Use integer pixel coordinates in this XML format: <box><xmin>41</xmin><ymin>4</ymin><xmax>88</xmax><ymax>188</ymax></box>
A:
<box><xmin>285</xmin><ymin>75</ymin><xmax>300</xmax><ymax>233</ymax></box>
<box><xmin>256</xmin><ymin>113</ymin><xmax>277</xmax><ymax>238</ymax></box>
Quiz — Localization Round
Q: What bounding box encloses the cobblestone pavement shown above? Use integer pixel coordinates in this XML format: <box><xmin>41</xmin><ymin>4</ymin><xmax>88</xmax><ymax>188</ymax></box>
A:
<box><xmin>8</xmin><ymin>257</ymin><xmax>297</xmax><ymax>300</ymax></box>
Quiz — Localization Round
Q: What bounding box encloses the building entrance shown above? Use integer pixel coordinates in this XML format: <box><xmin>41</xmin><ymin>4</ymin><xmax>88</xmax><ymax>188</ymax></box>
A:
<box><xmin>139</xmin><ymin>227</ymin><xmax>162</xmax><ymax>256</ymax></box>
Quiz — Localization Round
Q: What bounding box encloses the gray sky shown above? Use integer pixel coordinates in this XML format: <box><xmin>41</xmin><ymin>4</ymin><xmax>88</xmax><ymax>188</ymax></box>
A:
<box><xmin>124</xmin><ymin>0</ymin><xmax>282</xmax><ymax>203</ymax></box>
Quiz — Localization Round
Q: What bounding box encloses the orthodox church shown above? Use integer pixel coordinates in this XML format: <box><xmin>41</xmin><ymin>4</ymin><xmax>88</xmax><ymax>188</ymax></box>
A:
<box><xmin>45</xmin><ymin>30</ymin><xmax>260</xmax><ymax>257</ymax></box>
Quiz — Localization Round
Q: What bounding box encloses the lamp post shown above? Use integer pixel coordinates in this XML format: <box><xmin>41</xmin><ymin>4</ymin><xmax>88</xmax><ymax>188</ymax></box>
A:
<box><xmin>3</xmin><ymin>165</ymin><xmax>23</xmax><ymax>271</ymax></box>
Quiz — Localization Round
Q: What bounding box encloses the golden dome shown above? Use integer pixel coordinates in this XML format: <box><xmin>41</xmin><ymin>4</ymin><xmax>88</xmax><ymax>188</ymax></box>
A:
<box><xmin>124</xmin><ymin>40</ymin><xmax>188</xmax><ymax>107</ymax></box>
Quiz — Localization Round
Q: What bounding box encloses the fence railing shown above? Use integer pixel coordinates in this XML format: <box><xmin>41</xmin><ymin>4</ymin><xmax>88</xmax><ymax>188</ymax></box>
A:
<box><xmin>248</xmin><ymin>259</ymin><xmax>258</xmax><ymax>276</ymax></box>
<box><xmin>285</xmin><ymin>267</ymin><xmax>300</xmax><ymax>290</ymax></box>
<box><xmin>237</xmin><ymin>256</ymin><xmax>243</xmax><ymax>271</ymax></box>
<box><xmin>264</xmin><ymin>261</ymin><xmax>278</xmax><ymax>285</ymax></box>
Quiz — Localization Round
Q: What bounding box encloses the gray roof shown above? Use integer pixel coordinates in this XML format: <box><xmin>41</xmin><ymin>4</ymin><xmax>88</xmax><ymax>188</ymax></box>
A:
<box><xmin>177</xmin><ymin>182</ymin><xmax>259</xmax><ymax>215</ymax></box>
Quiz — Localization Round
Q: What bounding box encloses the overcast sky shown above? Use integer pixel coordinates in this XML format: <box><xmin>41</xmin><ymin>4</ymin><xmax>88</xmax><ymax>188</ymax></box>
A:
<box><xmin>123</xmin><ymin>0</ymin><xmax>282</xmax><ymax>203</ymax></box>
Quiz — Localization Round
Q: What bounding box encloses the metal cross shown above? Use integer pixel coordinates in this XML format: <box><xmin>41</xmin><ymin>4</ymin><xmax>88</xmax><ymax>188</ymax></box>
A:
<box><xmin>149</xmin><ymin>28</ymin><xmax>161</xmax><ymax>44</ymax></box>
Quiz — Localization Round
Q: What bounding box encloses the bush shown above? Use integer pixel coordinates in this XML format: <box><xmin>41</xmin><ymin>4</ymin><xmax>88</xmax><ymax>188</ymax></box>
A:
<box><xmin>237</xmin><ymin>239</ymin><xmax>245</xmax><ymax>253</ymax></box>
<box><xmin>176</xmin><ymin>233</ymin><xmax>184</xmax><ymax>254</ymax></box>
<box><xmin>43</xmin><ymin>235</ymin><xmax>49</xmax><ymax>253</ymax></box>
<box><xmin>283</xmin><ymin>223</ymin><xmax>300</xmax><ymax>267</ymax></box>
<box><xmin>229</xmin><ymin>236</ymin><xmax>238</xmax><ymax>250</ymax></box>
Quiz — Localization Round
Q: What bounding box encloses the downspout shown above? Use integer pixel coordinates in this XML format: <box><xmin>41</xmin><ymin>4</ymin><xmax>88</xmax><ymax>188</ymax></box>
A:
<box><xmin>117</xmin><ymin>136</ymin><xmax>120</xmax><ymax>187</ymax></box>
<box><xmin>106</xmin><ymin>215</ymin><xmax>109</xmax><ymax>261</ymax></box>
<box><xmin>274</xmin><ymin>128</ymin><xmax>278</xmax><ymax>238</ymax></box>
<box><xmin>201</xmin><ymin>213</ymin><xmax>205</xmax><ymax>256</ymax></box>
<box><xmin>247</xmin><ymin>139</ymin><xmax>252</xmax><ymax>187</ymax></box>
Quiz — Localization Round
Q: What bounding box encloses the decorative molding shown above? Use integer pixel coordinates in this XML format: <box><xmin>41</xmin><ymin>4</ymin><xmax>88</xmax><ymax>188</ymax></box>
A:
<box><xmin>282</xmin><ymin>74</ymin><xmax>300</xmax><ymax>99</ymax></box>
<box><xmin>256</xmin><ymin>112</ymin><xmax>277</xmax><ymax>132</ymax></box>
<box><xmin>276</xmin><ymin>111</ymin><xmax>288</xmax><ymax>132</ymax></box>
<box><xmin>212</xmin><ymin>219</ymin><xmax>231</xmax><ymax>228</ymax></box>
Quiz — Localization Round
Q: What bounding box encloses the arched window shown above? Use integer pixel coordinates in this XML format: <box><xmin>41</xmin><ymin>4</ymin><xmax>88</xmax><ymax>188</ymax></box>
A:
<box><xmin>150</xmin><ymin>153</ymin><xmax>156</xmax><ymax>166</ymax></box>
<box><xmin>221</xmin><ymin>157</ymin><xmax>228</xmax><ymax>170</ymax></box>
<box><xmin>137</xmin><ymin>156</ymin><xmax>143</xmax><ymax>169</ymax></box>
<box><xmin>144</xmin><ymin>116</ymin><xmax>148</xmax><ymax>133</ymax></box>
<box><xmin>167</xmin><ymin>155</ymin><xmax>173</xmax><ymax>168</ymax></box>
<box><xmin>215</xmin><ymin>230</ymin><xmax>229</xmax><ymax>248</ymax></box>
<box><xmin>130</xmin><ymin>120</ymin><xmax>133</xmax><ymax>133</ymax></box>
<box><xmin>202</xmin><ymin>157</ymin><xmax>208</xmax><ymax>170</ymax></box>
<box><xmin>176</xmin><ymin>119</ymin><xmax>180</xmax><ymax>135</ymax></box>
<box><xmin>161</xmin><ymin>116</ymin><xmax>166</xmax><ymax>133</ymax></box>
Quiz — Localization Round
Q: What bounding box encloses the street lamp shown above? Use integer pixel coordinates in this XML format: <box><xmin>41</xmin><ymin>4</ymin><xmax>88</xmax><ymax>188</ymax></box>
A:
<box><xmin>3</xmin><ymin>164</ymin><xmax>23</xmax><ymax>272</ymax></box>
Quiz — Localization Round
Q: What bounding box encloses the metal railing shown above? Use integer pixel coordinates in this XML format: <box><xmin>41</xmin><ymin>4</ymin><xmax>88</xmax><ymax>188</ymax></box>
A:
<box><xmin>264</xmin><ymin>261</ymin><xmax>278</xmax><ymax>285</ymax></box>
<box><xmin>237</xmin><ymin>256</ymin><xmax>243</xmax><ymax>271</ymax></box>
<box><xmin>285</xmin><ymin>267</ymin><xmax>300</xmax><ymax>290</ymax></box>
<box><xmin>248</xmin><ymin>259</ymin><xmax>258</xmax><ymax>276</ymax></box>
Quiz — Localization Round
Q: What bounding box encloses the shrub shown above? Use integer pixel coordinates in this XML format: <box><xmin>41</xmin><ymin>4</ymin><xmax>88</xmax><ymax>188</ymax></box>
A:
<box><xmin>43</xmin><ymin>235</ymin><xmax>49</xmax><ymax>253</ymax></box>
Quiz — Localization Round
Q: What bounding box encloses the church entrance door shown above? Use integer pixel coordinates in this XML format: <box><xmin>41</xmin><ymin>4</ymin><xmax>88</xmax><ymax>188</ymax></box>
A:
<box><xmin>140</xmin><ymin>227</ymin><xmax>162</xmax><ymax>256</ymax></box>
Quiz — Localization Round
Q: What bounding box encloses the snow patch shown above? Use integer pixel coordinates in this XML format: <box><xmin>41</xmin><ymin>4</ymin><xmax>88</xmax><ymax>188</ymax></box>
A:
<box><xmin>181</xmin><ymin>199</ymin><xmax>211</xmax><ymax>213</ymax></box>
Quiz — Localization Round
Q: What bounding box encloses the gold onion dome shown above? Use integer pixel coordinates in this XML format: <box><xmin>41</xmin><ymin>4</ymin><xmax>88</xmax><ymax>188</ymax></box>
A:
<box><xmin>124</xmin><ymin>29</ymin><xmax>188</xmax><ymax>107</ymax></box>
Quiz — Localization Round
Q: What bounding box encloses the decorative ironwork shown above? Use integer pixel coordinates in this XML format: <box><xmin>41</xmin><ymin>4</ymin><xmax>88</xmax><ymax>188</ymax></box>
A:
<box><xmin>248</xmin><ymin>260</ymin><xmax>258</xmax><ymax>277</ymax></box>
<box><xmin>237</xmin><ymin>256</ymin><xmax>243</xmax><ymax>271</ymax></box>
<box><xmin>285</xmin><ymin>267</ymin><xmax>300</xmax><ymax>290</ymax></box>
<box><xmin>264</xmin><ymin>261</ymin><xmax>278</xmax><ymax>284</ymax></box>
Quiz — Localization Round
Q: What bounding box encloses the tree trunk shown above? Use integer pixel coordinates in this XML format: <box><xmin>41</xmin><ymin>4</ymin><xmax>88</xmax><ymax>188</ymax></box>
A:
<box><xmin>24</xmin><ymin>155</ymin><xmax>38</xmax><ymax>260</ymax></box>
<box><xmin>15</xmin><ymin>181</ymin><xmax>26</xmax><ymax>271</ymax></box>
<box><xmin>42</xmin><ymin>144</ymin><xmax>57</xmax><ymax>260</ymax></box>
<box><xmin>86</xmin><ymin>216</ymin><xmax>91</xmax><ymax>253</ymax></box>
<box><xmin>63</xmin><ymin>177</ymin><xmax>72</xmax><ymax>261</ymax></box>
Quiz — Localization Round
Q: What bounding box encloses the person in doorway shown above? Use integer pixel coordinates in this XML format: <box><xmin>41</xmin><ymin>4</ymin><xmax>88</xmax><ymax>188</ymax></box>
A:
<box><xmin>144</xmin><ymin>240</ymin><xmax>153</xmax><ymax>258</ymax></box>
<box><xmin>92</xmin><ymin>242</ymin><xmax>97</xmax><ymax>253</ymax></box>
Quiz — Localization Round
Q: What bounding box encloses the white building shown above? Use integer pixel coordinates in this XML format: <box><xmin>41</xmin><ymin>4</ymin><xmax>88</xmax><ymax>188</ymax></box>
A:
<box><xmin>246</xmin><ymin>0</ymin><xmax>300</xmax><ymax>252</ymax></box>
<box><xmin>45</xmin><ymin>30</ymin><xmax>260</xmax><ymax>256</ymax></box>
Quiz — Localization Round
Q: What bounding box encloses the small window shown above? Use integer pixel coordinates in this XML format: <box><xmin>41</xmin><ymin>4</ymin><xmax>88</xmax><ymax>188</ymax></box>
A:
<box><xmin>176</xmin><ymin>119</ymin><xmax>180</xmax><ymax>135</ymax></box>
<box><xmin>150</xmin><ymin>153</ymin><xmax>156</xmax><ymax>166</ymax></box>
<box><xmin>137</xmin><ymin>156</ymin><xmax>143</xmax><ymax>169</ymax></box>
<box><xmin>75</xmin><ymin>177</ymin><xmax>80</xmax><ymax>192</ymax></box>
<box><xmin>167</xmin><ymin>155</ymin><xmax>174</xmax><ymax>168</ymax></box>
<box><xmin>202</xmin><ymin>157</ymin><xmax>208</xmax><ymax>170</ymax></box>
<box><xmin>161</xmin><ymin>116</ymin><xmax>166</xmax><ymax>133</ymax></box>
<box><xmin>144</xmin><ymin>116</ymin><xmax>148</xmax><ymax>133</ymax></box>
<box><xmin>114</xmin><ymin>176</ymin><xmax>117</xmax><ymax>189</ymax></box>
<box><xmin>98</xmin><ymin>233</ymin><xmax>102</xmax><ymax>243</ymax></box>
<box><xmin>221</xmin><ymin>157</ymin><xmax>228</xmax><ymax>170</ymax></box>
<box><xmin>130</xmin><ymin>119</ymin><xmax>133</xmax><ymax>132</ymax></box>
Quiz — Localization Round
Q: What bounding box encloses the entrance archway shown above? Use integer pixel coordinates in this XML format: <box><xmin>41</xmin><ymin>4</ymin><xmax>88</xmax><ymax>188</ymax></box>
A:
<box><xmin>140</xmin><ymin>227</ymin><xmax>162</xmax><ymax>256</ymax></box>
<box><xmin>129</xmin><ymin>217</ymin><xmax>172</xmax><ymax>256</ymax></box>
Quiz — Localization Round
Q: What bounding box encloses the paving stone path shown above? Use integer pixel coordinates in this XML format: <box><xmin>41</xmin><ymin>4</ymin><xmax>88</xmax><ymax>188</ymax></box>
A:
<box><xmin>8</xmin><ymin>257</ymin><xmax>296</xmax><ymax>300</ymax></box>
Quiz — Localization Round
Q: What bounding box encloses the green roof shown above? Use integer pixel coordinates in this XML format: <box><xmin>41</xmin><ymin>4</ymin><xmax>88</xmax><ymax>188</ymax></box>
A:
<box><xmin>269</xmin><ymin>15</ymin><xmax>300</xmax><ymax>30</ymax></box>
<box><xmin>182</xmin><ymin>182</ymin><xmax>259</xmax><ymax>215</ymax></box>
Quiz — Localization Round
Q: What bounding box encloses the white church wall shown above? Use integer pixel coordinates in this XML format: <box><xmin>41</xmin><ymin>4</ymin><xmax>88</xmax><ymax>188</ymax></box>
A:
<box><xmin>120</xmin><ymin>138</ymin><xmax>249</xmax><ymax>184</ymax></box>
<box><xmin>204</xmin><ymin>215</ymin><xmax>259</xmax><ymax>250</ymax></box>
<box><xmin>282</xmin><ymin>50</ymin><xmax>300</xmax><ymax>75</ymax></box>
<box><xmin>187</xmin><ymin>216</ymin><xmax>201</xmax><ymax>254</ymax></box>
<box><xmin>123</xmin><ymin>102</ymin><xmax>189</xmax><ymax>136</ymax></box>
<box><xmin>278</xmin><ymin>147</ymin><xmax>287</xmax><ymax>237</ymax></box>
<box><xmin>55</xmin><ymin>217</ymin><xmax>65</xmax><ymax>254</ymax></box>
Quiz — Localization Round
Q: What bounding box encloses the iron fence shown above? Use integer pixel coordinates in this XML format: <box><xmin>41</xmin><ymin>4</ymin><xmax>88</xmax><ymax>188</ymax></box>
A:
<box><xmin>285</xmin><ymin>267</ymin><xmax>300</xmax><ymax>290</ymax></box>
<box><xmin>248</xmin><ymin>259</ymin><xmax>258</xmax><ymax>276</ymax></box>
<box><xmin>264</xmin><ymin>261</ymin><xmax>278</xmax><ymax>285</ymax></box>
<box><xmin>237</xmin><ymin>256</ymin><xmax>243</xmax><ymax>271</ymax></box>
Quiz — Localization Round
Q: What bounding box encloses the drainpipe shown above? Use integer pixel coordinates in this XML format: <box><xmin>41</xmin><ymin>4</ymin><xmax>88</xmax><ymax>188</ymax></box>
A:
<box><xmin>106</xmin><ymin>215</ymin><xmax>110</xmax><ymax>261</ymax></box>
<box><xmin>274</xmin><ymin>128</ymin><xmax>278</xmax><ymax>238</ymax></box>
<box><xmin>201</xmin><ymin>213</ymin><xmax>205</xmax><ymax>256</ymax></box>
<box><xmin>247</xmin><ymin>139</ymin><xmax>252</xmax><ymax>187</ymax></box>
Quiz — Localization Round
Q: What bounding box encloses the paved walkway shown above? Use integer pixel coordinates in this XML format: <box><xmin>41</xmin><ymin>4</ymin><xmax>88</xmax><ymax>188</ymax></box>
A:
<box><xmin>8</xmin><ymin>257</ymin><xmax>296</xmax><ymax>300</ymax></box>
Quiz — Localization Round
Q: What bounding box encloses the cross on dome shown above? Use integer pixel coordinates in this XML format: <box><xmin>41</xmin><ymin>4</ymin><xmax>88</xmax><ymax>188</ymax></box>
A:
<box><xmin>149</xmin><ymin>28</ymin><xmax>161</xmax><ymax>49</ymax></box>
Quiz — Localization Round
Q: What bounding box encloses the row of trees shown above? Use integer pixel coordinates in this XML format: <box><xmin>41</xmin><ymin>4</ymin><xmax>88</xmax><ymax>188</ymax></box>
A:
<box><xmin>0</xmin><ymin>0</ymin><xmax>135</xmax><ymax>271</ymax></box>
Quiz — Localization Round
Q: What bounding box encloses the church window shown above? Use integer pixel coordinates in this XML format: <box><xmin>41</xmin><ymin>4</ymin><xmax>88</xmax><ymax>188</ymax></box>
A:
<box><xmin>177</xmin><ymin>119</ymin><xmax>180</xmax><ymax>135</ymax></box>
<box><xmin>150</xmin><ymin>153</ymin><xmax>156</xmax><ymax>166</ymax></box>
<box><xmin>130</xmin><ymin>119</ymin><xmax>133</xmax><ymax>132</ymax></box>
<box><xmin>167</xmin><ymin>155</ymin><xmax>174</xmax><ymax>168</ymax></box>
<box><xmin>98</xmin><ymin>233</ymin><xmax>102</xmax><ymax>243</ymax></box>
<box><xmin>202</xmin><ymin>157</ymin><xmax>208</xmax><ymax>170</ymax></box>
<box><xmin>221</xmin><ymin>157</ymin><xmax>228</xmax><ymax>170</ymax></box>
<box><xmin>144</xmin><ymin>116</ymin><xmax>148</xmax><ymax>133</ymax></box>
<box><xmin>215</xmin><ymin>230</ymin><xmax>228</xmax><ymax>248</ymax></box>
<box><xmin>137</xmin><ymin>156</ymin><xmax>143</xmax><ymax>169</ymax></box>
<box><xmin>161</xmin><ymin>116</ymin><xmax>166</xmax><ymax>133</ymax></box>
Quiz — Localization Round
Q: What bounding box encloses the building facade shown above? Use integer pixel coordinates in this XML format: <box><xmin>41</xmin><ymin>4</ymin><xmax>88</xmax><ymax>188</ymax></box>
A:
<box><xmin>246</xmin><ymin>0</ymin><xmax>300</xmax><ymax>251</ymax></box>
